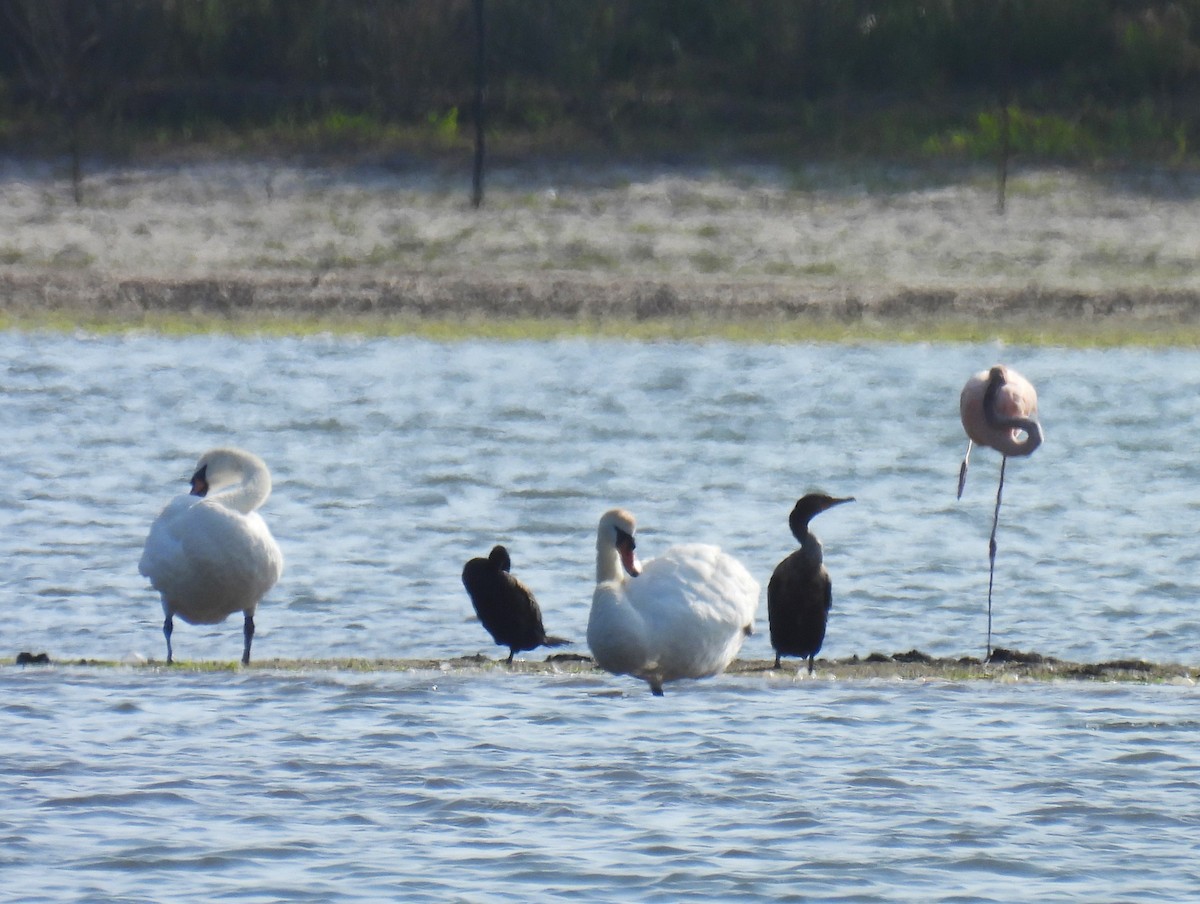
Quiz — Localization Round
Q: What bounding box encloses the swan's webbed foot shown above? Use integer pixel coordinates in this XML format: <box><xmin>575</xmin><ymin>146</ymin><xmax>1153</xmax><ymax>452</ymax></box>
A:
<box><xmin>163</xmin><ymin>613</ymin><xmax>174</xmax><ymax>665</ymax></box>
<box><xmin>242</xmin><ymin>613</ymin><xmax>254</xmax><ymax>666</ymax></box>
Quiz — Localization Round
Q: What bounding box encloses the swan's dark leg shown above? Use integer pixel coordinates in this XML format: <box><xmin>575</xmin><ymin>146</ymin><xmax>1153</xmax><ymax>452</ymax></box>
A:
<box><xmin>242</xmin><ymin>613</ymin><xmax>254</xmax><ymax>665</ymax></box>
<box><xmin>163</xmin><ymin>613</ymin><xmax>174</xmax><ymax>664</ymax></box>
<box><xmin>986</xmin><ymin>456</ymin><xmax>1008</xmax><ymax>660</ymax></box>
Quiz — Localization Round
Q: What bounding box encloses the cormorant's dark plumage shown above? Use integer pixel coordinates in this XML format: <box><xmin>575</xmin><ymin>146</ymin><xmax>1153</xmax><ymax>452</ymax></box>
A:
<box><xmin>767</xmin><ymin>494</ymin><xmax>853</xmax><ymax>673</ymax></box>
<box><xmin>461</xmin><ymin>545</ymin><xmax>570</xmax><ymax>663</ymax></box>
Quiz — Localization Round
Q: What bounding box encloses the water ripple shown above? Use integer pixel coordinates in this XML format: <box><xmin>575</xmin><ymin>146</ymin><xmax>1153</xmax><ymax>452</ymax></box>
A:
<box><xmin>5</xmin><ymin>335</ymin><xmax>1200</xmax><ymax>898</ymax></box>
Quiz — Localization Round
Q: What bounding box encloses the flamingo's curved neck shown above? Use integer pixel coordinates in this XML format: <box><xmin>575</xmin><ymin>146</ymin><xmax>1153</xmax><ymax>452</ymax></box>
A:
<box><xmin>983</xmin><ymin>370</ymin><xmax>1044</xmax><ymax>457</ymax></box>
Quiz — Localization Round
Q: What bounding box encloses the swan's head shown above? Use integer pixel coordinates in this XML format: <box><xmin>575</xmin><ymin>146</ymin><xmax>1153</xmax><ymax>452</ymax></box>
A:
<box><xmin>597</xmin><ymin>508</ymin><xmax>642</xmax><ymax>577</ymax></box>
<box><xmin>488</xmin><ymin>545</ymin><xmax>512</xmax><ymax>572</ymax></box>
<box><xmin>189</xmin><ymin>464</ymin><xmax>209</xmax><ymax>497</ymax></box>
<box><xmin>189</xmin><ymin>447</ymin><xmax>271</xmax><ymax>501</ymax></box>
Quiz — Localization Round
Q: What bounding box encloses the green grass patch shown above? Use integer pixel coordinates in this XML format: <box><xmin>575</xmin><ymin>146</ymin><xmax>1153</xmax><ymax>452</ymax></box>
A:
<box><xmin>5</xmin><ymin>309</ymin><xmax>1200</xmax><ymax>348</ymax></box>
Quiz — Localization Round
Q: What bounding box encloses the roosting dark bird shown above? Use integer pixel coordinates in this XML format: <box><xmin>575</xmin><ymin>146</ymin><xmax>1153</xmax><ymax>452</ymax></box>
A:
<box><xmin>461</xmin><ymin>545</ymin><xmax>570</xmax><ymax>663</ymax></box>
<box><xmin>767</xmin><ymin>493</ymin><xmax>854</xmax><ymax>673</ymax></box>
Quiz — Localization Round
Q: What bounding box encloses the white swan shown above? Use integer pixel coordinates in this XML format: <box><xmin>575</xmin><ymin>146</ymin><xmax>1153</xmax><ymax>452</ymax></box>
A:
<box><xmin>587</xmin><ymin>508</ymin><xmax>760</xmax><ymax>696</ymax></box>
<box><xmin>139</xmin><ymin>447</ymin><xmax>283</xmax><ymax>665</ymax></box>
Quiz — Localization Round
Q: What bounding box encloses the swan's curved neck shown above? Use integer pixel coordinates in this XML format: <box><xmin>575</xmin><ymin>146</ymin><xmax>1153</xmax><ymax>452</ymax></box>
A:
<box><xmin>596</xmin><ymin>542</ymin><xmax>625</xmax><ymax>584</ymax></box>
<box><xmin>214</xmin><ymin>466</ymin><xmax>271</xmax><ymax>514</ymax></box>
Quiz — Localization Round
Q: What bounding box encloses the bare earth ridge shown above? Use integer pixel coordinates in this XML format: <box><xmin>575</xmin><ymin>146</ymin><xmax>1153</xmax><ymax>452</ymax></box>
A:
<box><xmin>5</xmin><ymin>271</ymin><xmax>1200</xmax><ymax>329</ymax></box>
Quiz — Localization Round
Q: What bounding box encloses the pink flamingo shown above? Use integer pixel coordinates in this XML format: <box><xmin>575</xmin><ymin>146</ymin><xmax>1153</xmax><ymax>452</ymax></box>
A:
<box><xmin>957</xmin><ymin>365</ymin><xmax>1043</xmax><ymax>658</ymax></box>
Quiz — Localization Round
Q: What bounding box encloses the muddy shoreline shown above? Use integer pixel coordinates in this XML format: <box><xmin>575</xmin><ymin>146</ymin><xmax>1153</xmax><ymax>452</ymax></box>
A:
<box><xmin>15</xmin><ymin>649</ymin><xmax>1197</xmax><ymax>684</ymax></box>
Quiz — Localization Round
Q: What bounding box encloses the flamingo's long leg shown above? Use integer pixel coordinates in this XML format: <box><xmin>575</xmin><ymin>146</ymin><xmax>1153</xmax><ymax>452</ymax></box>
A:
<box><xmin>957</xmin><ymin>440</ymin><xmax>974</xmax><ymax>499</ymax></box>
<box><xmin>986</xmin><ymin>455</ymin><xmax>1008</xmax><ymax>660</ymax></box>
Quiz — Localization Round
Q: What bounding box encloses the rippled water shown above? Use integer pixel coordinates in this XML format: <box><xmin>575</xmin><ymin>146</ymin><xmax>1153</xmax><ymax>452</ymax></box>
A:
<box><xmin>3</xmin><ymin>332</ymin><xmax>1200</xmax><ymax>900</ymax></box>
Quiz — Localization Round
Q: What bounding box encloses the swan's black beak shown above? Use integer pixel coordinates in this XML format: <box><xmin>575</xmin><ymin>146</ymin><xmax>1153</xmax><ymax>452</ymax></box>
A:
<box><xmin>190</xmin><ymin>464</ymin><xmax>209</xmax><ymax>497</ymax></box>
<box><xmin>615</xmin><ymin>529</ymin><xmax>641</xmax><ymax>577</ymax></box>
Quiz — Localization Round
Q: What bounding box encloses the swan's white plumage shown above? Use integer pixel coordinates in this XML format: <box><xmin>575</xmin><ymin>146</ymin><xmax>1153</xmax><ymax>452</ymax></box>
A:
<box><xmin>587</xmin><ymin>509</ymin><xmax>760</xmax><ymax>694</ymax></box>
<box><xmin>140</xmin><ymin>495</ymin><xmax>280</xmax><ymax>624</ymax></box>
<box><xmin>140</xmin><ymin>448</ymin><xmax>282</xmax><ymax>659</ymax></box>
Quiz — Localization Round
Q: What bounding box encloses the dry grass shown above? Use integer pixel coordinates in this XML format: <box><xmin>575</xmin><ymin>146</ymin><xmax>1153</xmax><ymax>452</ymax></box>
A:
<box><xmin>3</xmin><ymin>159</ymin><xmax>1200</xmax><ymax>344</ymax></box>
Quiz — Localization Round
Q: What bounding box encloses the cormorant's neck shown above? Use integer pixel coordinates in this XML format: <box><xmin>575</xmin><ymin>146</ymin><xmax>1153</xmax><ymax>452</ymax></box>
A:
<box><xmin>795</xmin><ymin>528</ymin><xmax>824</xmax><ymax>566</ymax></box>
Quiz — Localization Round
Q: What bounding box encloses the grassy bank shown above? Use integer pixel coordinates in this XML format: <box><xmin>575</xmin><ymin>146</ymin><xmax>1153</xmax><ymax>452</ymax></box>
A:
<box><xmin>6</xmin><ymin>310</ymin><xmax>1200</xmax><ymax>348</ymax></box>
<box><xmin>5</xmin><ymin>271</ymin><xmax>1200</xmax><ymax>347</ymax></box>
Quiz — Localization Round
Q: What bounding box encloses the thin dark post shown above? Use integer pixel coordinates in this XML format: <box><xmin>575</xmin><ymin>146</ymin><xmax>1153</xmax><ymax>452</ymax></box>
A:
<box><xmin>996</xmin><ymin>0</ymin><xmax>1012</xmax><ymax>214</ymax></box>
<box><xmin>471</xmin><ymin>0</ymin><xmax>486</xmax><ymax>209</ymax></box>
<box><xmin>65</xmin><ymin>4</ymin><xmax>83</xmax><ymax>204</ymax></box>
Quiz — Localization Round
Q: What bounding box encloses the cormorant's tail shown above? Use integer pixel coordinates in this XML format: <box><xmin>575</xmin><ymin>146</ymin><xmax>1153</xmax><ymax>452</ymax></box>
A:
<box><xmin>543</xmin><ymin>635</ymin><xmax>572</xmax><ymax>648</ymax></box>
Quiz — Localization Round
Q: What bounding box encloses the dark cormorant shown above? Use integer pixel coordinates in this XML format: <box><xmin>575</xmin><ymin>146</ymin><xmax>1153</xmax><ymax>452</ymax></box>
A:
<box><xmin>767</xmin><ymin>494</ymin><xmax>853</xmax><ymax>673</ymax></box>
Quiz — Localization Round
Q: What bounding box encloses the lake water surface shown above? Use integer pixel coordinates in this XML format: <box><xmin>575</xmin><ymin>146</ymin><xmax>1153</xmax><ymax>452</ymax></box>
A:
<box><xmin>2</xmin><ymin>332</ymin><xmax>1198</xmax><ymax>900</ymax></box>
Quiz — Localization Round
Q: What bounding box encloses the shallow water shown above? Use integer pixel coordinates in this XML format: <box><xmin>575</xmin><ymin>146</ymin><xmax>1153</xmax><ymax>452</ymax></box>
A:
<box><xmin>4</xmin><ymin>333</ymin><xmax>1199</xmax><ymax>665</ymax></box>
<box><xmin>2</xmin><ymin>332</ymin><xmax>1200</xmax><ymax>899</ymax></box>
<box><xmin>4</xmin><ymin>669</ymin><xmax>1200</xmax><ymax>902</ymax></box>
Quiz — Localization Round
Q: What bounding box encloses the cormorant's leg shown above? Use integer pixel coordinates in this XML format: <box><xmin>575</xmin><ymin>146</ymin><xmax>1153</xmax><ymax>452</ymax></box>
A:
<box><xmin>506</xmin><ymin>649</ymin><xmax>515</xmax><ymax>665</ymax></box>
<box><xmin>242</xmin><ymin>613</ymin><xmax>255</xmax><ymax>665</ymax></box>
<box><xmin>163</xmin><ymin>614</ymin><xmax>174</xmax><ymax>664</ymax></box>
<box><xmin>773</xmin><ymin>653</ymin><xmax>782</xmax><ymax>669</ymax></box>
<box><xmin>807</xmin><ymin>654</ymin><xmax>815</xmax><ymax>675</ymax></box>
<box><xmin>650</xmin><ymin>681</ymin><xmax>664</xmax><ymax>697</ymax></box>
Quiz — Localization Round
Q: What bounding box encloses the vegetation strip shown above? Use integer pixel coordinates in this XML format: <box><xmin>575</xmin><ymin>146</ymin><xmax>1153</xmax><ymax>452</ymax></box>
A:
<box><xmin>5</xmin><ymin>274</ymin><xmax>1200</xmax><ymax>347</ymax></box>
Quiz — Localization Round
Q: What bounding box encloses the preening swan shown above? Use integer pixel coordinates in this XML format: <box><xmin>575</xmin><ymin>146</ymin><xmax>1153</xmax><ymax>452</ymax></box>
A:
<box><xmin>139</xmin><ymin>447</ymin><xmax>283</xmax><ymax>665</ymax></box>
<box><xmin>957</xmin><ymin>365</ymin><xmax>1043</xmax><ymax>658</ymax></box>
<box><xmin>768</xmin><ymin>493</ymin><xmax>854</xmax><ymax>674</ymax></box>
<box><xmin>462</xmin><ymin>544</ymin><xmax>571</xmax><ymax>663</ymax></box>
<box><xmin>587</xmin><ymin>508</ymin><xmax>760</xmax><ymax>696</ymax></box>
